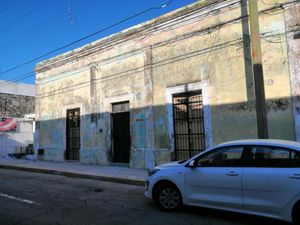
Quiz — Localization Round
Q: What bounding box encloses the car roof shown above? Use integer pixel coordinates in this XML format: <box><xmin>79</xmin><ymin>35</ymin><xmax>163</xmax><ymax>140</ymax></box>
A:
<box><xmin>214</xmin><ymin>139</ymin><xmax>300</xmax><ymax>151</ymax></box>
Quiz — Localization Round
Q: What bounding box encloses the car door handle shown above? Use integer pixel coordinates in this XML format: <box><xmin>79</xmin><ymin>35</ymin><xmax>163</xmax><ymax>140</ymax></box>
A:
<box><xmin>226</xmin><ymin>171</ymin><xmax>239</xmax><ymax>176</ymax></box>
<box><xmin>289</xmin><ymin>174</ymin><xmax>300</xmax><ymax>179</ymax></box>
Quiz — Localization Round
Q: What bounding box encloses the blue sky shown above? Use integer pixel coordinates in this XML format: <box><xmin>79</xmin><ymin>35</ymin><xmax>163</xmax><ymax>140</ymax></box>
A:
<box><xmin>0</xmin><ymin>0</ymin><xmax>197</xmax><ymax>85</ymax></box>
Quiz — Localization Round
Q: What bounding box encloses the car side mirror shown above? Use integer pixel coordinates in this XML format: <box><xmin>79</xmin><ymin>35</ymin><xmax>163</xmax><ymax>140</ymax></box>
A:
<box><xmin>188</xmin><ymin>160</ymin><xmax>196</xmax><ymax>168</ymax></box>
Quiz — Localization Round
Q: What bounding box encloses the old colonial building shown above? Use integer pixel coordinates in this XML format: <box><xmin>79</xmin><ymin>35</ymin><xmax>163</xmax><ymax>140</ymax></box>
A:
<box><xmin>35</xmin><ymin>0</ymin><xmax>300</xmax><ymax>168</ymax></box>
<box><xmin>0</xmin><ymin>81</ymin><xmax>35</xmax><ymax>157</ymax></box>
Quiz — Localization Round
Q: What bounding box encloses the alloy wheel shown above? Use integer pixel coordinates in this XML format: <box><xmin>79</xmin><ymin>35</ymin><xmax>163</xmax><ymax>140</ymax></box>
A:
<box><xmin>158</xmin><ymin>186</ymin><xmax>181</xmax><ymax>210</ymax></box>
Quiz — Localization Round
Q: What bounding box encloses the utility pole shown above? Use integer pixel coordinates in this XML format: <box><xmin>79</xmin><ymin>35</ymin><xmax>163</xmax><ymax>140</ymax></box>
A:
<box><xmin>249</xmin><ymin>0</ymin><xmax>269</xmax><ymax>139</ymax></box>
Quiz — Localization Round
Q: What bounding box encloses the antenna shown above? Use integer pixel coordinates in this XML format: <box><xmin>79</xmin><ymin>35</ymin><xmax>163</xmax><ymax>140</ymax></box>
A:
<box><xmin>67</xmin><ymin>4</ymin><xmax>76</xmax><ymax>25</ymax></box>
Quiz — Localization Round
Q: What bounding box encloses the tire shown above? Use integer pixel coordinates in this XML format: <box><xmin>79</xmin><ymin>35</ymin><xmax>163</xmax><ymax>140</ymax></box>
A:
<box><xmin>156</xmin><ymin>184</ymin><xmax>182</xmax><ymax>211</ymax></box>
<box><xmin>292</xmin><ymin>203</ymin><xmax>300</xmax><ymax>224</ymax></box>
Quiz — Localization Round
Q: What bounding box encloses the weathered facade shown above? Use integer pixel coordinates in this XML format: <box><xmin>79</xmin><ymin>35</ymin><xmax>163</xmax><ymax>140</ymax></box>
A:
<box><xmin>35</xmin><ymin>0</ymin><xmax>300</xmax><ymax>168</ymax></box>
<box><xmin>0</xmin><ymin>81</ymin><xmax>35</xmax><ymax>157</ymax></box>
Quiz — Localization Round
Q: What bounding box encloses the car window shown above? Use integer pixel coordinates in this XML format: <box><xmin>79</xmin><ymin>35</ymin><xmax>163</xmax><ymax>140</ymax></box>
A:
<box><xmin>249</xmin><ymin>146</ymin><xmax>300</xmax><ymax>167</ymax></box>
<box><xmin>195</xmin><ymin>147</ymin><xmax>244</xmax><ymax>167</ymax></box>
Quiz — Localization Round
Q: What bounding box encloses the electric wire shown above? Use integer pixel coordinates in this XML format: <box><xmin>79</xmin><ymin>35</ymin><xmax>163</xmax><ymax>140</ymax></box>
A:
<box><xmin>1</xmin><ymin>0</ymin><xmax>244</xmax><ymax>82</ymax></box>
<box><xmin>36</xmin><ymin>0</ymin><xmax>298</xmax><ymax>69</ymax></box>
<box><xmin>44</xmin><ymin>36</ymin><xmax>280</xmax><ymax>97</ymax></box>
<box><xmin>36</xmin><ymin>0</ymin><xmax>243</xmax><ymax>72</ymax></box>
<box><xmin>0</xmin><ymin>0</ymin><xmax>174</xmax><ymax>76</ymax></box>
<box><xmin>1</xmin><ymin>0</ymin><xmax>229</xmax><ymax>80</ymax></box>
<box><xmin>0</xmin><ymin>0</ymin><xmax>18</xmax><ymax>16</ymax></box>
<box><xmin>36</xmin><ymin>38</ymin><xmax>244</xmax><ymax>99</ymax></box>
<box><xmin>5</xmin><ymin>0</ymin><xmax>96</xmax><ymax>32</ymax></box>
<box><xmin>0</xmin><ymin>0</ymin><xmax>298</xmax><ymax>89</ymax></box>
<box><xmin>0</xmin><ymin>71</ymin><xmax>35</xmax><ymax>87</ymax></box>
<box><xmin>2</xmin><ymin>0</ymin><xmax>234</xmax><ymax>87</ymax></box>
<box><xmin>0</xmin><ymin>0</ymin><xmax>292</xmax><ymax>89</ymax></box>
<box><xmin>0</xmin><ymin>0</ymin><xmax>51</xmax><ymax>33</ymax></box>
<box><xmin>35</xmin><ymin>25</ymin><xmax>299</xmax><ymax>98</ymax></box>
<box><xmin>0</xmin><ymin>6</ymin><xmax>246</xmax><ymax>90</ymax></box>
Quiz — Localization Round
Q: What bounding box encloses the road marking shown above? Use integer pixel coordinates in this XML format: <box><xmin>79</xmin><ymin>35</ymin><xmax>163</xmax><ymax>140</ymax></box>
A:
<box><xmin>0</xmin><ymin>192</ymin><xmax>41</xmax><ymax>205</ymax></box>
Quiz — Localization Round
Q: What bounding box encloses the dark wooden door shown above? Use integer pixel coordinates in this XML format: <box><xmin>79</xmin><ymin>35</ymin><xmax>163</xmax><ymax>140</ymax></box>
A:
<box><xmin>66</xmin><ymin>108</ymin><xmax>80</xmax><ymax>160</ymax></box>
<box><xmin>112</xmin><ymin>112</ymin><xmax>130</xmax><ymax>163</ymax></box>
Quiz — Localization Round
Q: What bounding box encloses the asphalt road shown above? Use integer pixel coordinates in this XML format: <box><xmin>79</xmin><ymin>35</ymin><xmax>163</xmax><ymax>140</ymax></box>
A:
<box><xmin>0</xmin><ymin>169</ymin><xmax>289</xmax><ymax>225</ymax></box>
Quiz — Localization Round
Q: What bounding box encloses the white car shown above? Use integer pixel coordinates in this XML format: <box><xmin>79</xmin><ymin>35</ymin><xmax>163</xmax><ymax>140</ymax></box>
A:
<box><xmin>145</xmin><ymin>139</ymin><xmax>300</xmax><ymax>223</ymax></box>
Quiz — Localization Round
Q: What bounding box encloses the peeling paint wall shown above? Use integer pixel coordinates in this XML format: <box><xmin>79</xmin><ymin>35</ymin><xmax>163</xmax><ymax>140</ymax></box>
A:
<box><xmin>35</xmin><ymin>0</ymin><xmax>298</xmax><ymax>168</ymax></box>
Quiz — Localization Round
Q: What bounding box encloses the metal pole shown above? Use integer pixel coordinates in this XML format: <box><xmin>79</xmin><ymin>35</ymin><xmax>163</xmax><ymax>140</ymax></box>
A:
<box><xmin>249</xmin><ymin>0</ymin><xmax>269</xmax><ymax>138</ymax></box>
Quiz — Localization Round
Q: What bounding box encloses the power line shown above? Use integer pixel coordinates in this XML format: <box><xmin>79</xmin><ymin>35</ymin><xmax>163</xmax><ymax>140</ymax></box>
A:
<box><xmin>0</xmin><ymin>0</ymin><xmax>298</xmax><ymax>88</ymax></box>
<box><xmin>34</xmin><ymin>26</ymin><xmax>300</xmax><ymax>98</ymax></box>
<box><xmin>0</xmin><ymin>0</ymin><xmax>18</xmax><ymax>16</ymax></box>
<box><xmin>0</xmin><ymin>0</ymin><xmax>51</xmax><ymax>33</ymax></box>
<box><xmin>0</xmin><ymin>0</ymin><xmax>240</xmax><ymax>83</ymax></box>
<box><xmin>36</xmin><ymin>0</ymin><xmax>242</xmax><ymax>72</ymax></box>
<box><xmin>35</xmin><ymin>0</ymin><xmax>298</xmax><ymax>69</ymax></box>
<box><xmin>0</xmin><ymin>0</ymin><xmax>173</xmax><ymax>76</ymax></box>
<box><xmin>0</xmin><ymin>1</ymin><xmax>245</xmax><ymax>89</ymax></box>
<box><xmin>37</xmin><ymin>38</ymin><xmax>243</xmax><ymax>99</ymax></box>
<box><xmin>0</xmin><ymin>71</ymin><xmax>35</xmax><ymax>88</ymax></box>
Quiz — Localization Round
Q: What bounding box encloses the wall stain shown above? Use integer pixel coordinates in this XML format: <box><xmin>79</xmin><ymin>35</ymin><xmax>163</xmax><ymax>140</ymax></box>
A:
<box><xmin>229</xmin><ymin>99</ymin><xmax>289</xmax><ymax>112</ymax></box>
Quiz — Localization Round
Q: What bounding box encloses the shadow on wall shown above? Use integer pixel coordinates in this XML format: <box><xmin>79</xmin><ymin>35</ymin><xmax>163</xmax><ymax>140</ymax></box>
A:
<box><xmin>0</xmin><ymin>134</ymin><xmax>33</xmax><ymax>159</ymax></box>
<box><xmin>35</xmin><ymin>96</ymin><xmax>296</xmax><ymax>166</ymax></box>
<box><xmin>33</xmin><ymin>2</ymin><xmax>298</xmax><ymax>167</ymax></box>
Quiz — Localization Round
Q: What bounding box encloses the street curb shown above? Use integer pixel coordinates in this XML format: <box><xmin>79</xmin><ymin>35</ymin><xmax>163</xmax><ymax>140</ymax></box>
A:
<box><xmin>0</xmin><ymin>164</ymin><xmax>145</xmax><ymax>186</ymax></box>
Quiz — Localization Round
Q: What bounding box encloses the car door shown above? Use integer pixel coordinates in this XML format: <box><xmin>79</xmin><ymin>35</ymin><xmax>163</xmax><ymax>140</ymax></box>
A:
<box><xmin>243</xmin><ymin>146</ymin><xmax>300</xmax><ymax>213</ymax></box>
<box><xmin>185</xmin><ymin>146</ymin><xmax>244</xmax><ymax>209</ymax></box>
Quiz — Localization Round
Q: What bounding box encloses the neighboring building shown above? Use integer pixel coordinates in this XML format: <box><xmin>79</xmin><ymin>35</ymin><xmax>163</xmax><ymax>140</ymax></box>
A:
<box><xmin>35</xmin><ymin>0</ymin><xmax>300</xmax><ymax>169</ymax></box>
<box><xmin>0</xmin><ymin>81</ymin><xmax>35</xmax><ymax>158</ymax></box>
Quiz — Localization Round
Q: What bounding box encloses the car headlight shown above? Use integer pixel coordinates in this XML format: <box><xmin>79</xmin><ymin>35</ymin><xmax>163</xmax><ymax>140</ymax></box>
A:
<box><xmin>148</xmin><ymin>168</ymin><xmax>160</xmax><ymax>176</ymax></box>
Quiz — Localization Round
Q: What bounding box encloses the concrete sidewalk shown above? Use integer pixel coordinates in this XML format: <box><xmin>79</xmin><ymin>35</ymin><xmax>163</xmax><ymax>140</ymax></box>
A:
<box><xmin>0</xmin><ymin>158</ymin><xmax>147</xmax><ymax>186</ymax></box>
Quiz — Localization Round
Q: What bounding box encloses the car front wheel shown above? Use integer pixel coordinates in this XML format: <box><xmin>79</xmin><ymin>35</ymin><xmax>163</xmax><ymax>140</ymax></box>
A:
<box><xmin>157</xmin><ymin>184</ymin><xmax>182</xmax><ymax>211</ymax></box>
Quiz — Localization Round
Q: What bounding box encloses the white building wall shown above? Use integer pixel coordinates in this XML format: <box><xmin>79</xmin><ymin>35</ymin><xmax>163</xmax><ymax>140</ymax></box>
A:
<box><xmin>0</xmin><ymin>81</ymin><xmax>35</xmax><ymax>158</ymax></box>
<box><xmin>0</xmin><ymin>118</ymin><xmax>34</xmax><ymax>158</ymax></box>
<box><xmin>0</xmin><ymin>80</ymin><xmax>35</xmax><ymax>97</ymax></box>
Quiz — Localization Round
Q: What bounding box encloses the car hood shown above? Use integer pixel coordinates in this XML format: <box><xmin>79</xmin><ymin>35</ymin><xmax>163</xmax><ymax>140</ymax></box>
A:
<box><xmin>157</xmin><ymin>161</ymin><xmax>184</xmax><ymax>168</ymax></box>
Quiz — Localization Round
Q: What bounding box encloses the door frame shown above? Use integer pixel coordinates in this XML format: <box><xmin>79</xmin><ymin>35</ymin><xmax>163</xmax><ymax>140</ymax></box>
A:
<box><xmin>111</xmin><ymin>108</ymin><xmax>130</xmax><ymax>163</ymax></box>
<box><xmin>66</xmin><ymin>108</ymin><xmax>81</xmax><ymax>160</ymax></box>
<box><xmin>63</xmin><ymin>104</ymin><xmax>83</xmax><ymax>161</ymax></box>
<box><xmin>104</xmin><ymin>94</ymin><xmax>133</xmax><ymax>162</ymax></box>
<box><xmin>165</xmin><ymin>81</ymin><xmax>212</xmax><ymax>152</ymax></box>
